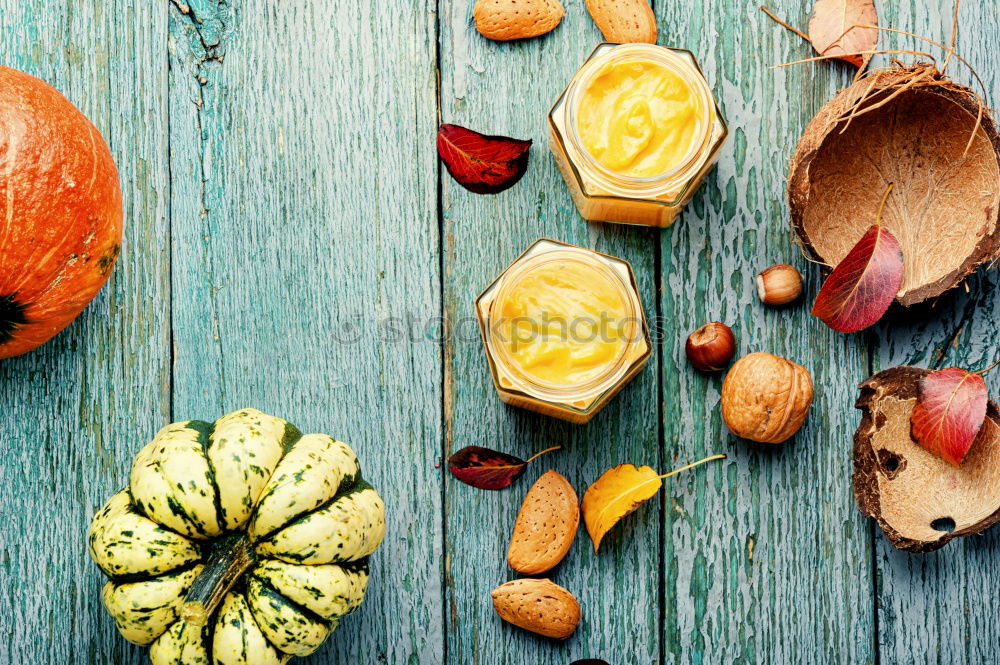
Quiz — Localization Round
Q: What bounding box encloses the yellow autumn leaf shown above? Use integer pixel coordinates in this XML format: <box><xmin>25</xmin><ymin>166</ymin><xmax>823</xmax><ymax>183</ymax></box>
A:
<box><xmin>582</xmin><ymin>465</ymin><xmax>661</xmax><ymax>553</ymax></box>
<box><xmin>581</xmin><ymin>455</ymin><xmax>726</xmax><ymax>553</ymax></box>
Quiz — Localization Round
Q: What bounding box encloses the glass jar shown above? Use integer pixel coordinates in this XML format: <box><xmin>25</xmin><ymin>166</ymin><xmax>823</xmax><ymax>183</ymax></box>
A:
<box><xmin>475</xmin><ymin>239</ymin><xmax>651</xmax><ymax>424</ymax></box>
<box><xmin>549</xmin><ymin>43</ymin><xmax>728</xmax><ymax>228</ymax></box>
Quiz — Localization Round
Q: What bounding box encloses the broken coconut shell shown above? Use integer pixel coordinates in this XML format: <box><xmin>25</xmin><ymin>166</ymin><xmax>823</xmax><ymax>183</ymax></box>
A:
<box><xmin>854</xmin><ymin>366</ymin><xmax>1000</xmax><ymax>553</ymax></box>
<box><xmin>789</xmin><ymin>64</ymin><xmax>1000</xmax><ymax>306</ymax></box>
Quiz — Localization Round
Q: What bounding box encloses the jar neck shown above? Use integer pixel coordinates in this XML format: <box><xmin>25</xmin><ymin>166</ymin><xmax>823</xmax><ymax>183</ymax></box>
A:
<box><xmin>564</xmin><ymin>44</ymin><xmax>716</xmax><ymax>196</ymax></box>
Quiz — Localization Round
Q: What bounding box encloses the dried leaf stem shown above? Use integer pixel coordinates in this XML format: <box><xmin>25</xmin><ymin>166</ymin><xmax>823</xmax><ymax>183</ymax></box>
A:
<box><xmin>759</xmin><ymin>5</ymin><xmax>809</xmax><ymax>42</ymax></box>
<box><xmin>768</xmin><ymin>5</ymin><xmax>988</xmax><ymax>157</ymax></box>
<box><xmin>764</xmin><ymin>5</ymin><xmax>973</xmax><ymax>81</ymax></box>
<box><xmin>596</xmin><ymin>453</ymin><xmax>726</xmax><ymax>506</ymax></box>
<box><xmin>601</xmin><ymin>454</ymin><xmax>728</xmax><ymax>501</ymax></box>
<box><xmin>875</xmin><ymin>183</ymin><xmax>894</xmax><ymax>226</ymax></box>
<box><xmin>760</xmin><ymin>5</ymin><xmax>877</xmax><ymax>72</ymax></box>
<box><xmin>524</xmin><ymin>445</ymin><xmax>561</xmax><ymax>464</ymax></box>
<box><xmin>658</xmin><ymin>453</ymin><xmax>727</xmax><ymax>481</ymax></box>
<box><xmin>975</xmin><ymin>359</ymin><xmax>1000</xmax><ymax>376</ymax></box>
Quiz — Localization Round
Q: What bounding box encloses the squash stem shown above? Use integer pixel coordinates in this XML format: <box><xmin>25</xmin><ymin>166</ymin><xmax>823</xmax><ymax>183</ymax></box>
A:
<box><xmin>182</xmin><ymin>534</ymin><xmax>256</xmax><ymax>626</ymax></box>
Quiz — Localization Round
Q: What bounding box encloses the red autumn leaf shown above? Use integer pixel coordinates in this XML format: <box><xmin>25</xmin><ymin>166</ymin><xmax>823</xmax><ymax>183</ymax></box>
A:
<box><xmin>808</xmin><ymin>0</ymin><xmax>878</xmax><ymax>67</ymax></box>
<box><xmin>811</xmin><ymin>224</ymin><xmax>903</xmax><ymax>333</ymax></box>
<box><xmin>911</xmin><ymin>368</ymin><xmax>988</xmax><ymax>467</ymax></box>
<box><xmin>437</xmin><ymin>124</ymin><xmax>532</xmax><ymax>194</ymax></box>
<box><xmin>447</xmin><ymin>445</ymin><xmax>559</xmax><ymax>490</ymax></box>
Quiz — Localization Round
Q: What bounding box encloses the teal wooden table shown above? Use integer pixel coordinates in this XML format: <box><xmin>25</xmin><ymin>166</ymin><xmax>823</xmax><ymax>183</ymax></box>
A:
<box><xmin>1</xmin><ymin>1</ymin><xmax>998</xmax><ymax>663</ymax></box>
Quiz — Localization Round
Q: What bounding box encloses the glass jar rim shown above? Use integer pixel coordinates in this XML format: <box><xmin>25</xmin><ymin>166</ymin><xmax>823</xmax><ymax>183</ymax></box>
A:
<box><xmin>485</xmin><ymin>246</ymin><xmax>645</xmax><ymax>402</ymax></box>
<box><xmin>565</xmin><ymin>43</ymin><xmax>717</xmax><ymax>189</ymax></box>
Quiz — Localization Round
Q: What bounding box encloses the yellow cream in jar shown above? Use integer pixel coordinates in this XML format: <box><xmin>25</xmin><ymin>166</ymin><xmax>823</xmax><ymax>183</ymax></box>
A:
<box><xmin>496</xmin><ymin>260</ymin><xmax>628</xmax><ymax>386</ymax></box>
<box><xmin>576</xmin><ymin>59</ymin><xmax>704</xmax><ymax>178</ymax></box>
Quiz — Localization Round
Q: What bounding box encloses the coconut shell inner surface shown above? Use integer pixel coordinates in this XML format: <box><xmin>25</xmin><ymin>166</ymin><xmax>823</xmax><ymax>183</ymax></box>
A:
<box><xmin>854</xmin><ymin>366</ymin><xmax>1000</xmax><ymax>553</ymax></box>
<box><xmin>790</xmin><ymin>67</ymin><xmax>1000</xmax><ymax>306</ymax></box>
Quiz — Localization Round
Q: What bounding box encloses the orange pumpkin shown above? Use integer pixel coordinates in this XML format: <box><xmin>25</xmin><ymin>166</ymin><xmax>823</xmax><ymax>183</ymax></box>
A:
<box><xmin>0</xmin><ymin>67</ymin><xmax>123</xmax><ymax>359</ymax></box>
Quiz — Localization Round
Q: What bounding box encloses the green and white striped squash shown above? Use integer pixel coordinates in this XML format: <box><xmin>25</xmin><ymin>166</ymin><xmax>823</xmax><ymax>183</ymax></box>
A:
<box><xmin>88</xmin><ymin>409</ymin><xmax>386</xmax><ymax>665</ymax></box>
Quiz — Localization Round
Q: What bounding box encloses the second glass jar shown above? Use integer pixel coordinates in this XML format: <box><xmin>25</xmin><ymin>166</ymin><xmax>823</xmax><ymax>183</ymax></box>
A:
<box><xmin>549</xmin><ymin>43</ymin><xmax>728</xmax><ymax>228</ymax></box>
<box><xmin>475</xmin><ymin>239</ymin><xmax>651</xmax><ymax>424</ymax></box>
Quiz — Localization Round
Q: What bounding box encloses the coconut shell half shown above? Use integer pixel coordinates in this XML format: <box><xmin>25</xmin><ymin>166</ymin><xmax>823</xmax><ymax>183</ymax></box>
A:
<box><xmin>789</xmin><ymin>64</ymin><xmax>1000</xmax><ymax>306</ymax></box>
<box><xmin>854</xmin><ymin>366</ymin><xmax>1000</xmax><ymax>553</ymax></box>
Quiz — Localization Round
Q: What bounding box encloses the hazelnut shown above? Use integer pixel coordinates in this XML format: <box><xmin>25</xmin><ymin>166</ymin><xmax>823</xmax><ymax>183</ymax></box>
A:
<box><xmin>685</xmin><ymin>322</ymin><xmax>735</xmax><ymax>372</ymax></box>
<box><xmin>756</xmin><ymin>264</ymin><xmax>802</xmax><ymax>306</ymax></box>
<box><xmin>721</xmin><ymin>352</ymin><xmax>813</xmax><ymax>444</ymax></box>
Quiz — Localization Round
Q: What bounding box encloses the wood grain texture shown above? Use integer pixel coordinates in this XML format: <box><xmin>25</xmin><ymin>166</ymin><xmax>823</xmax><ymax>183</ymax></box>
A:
<box><xmin>166</xmin><ymin>1</ymin><xmax>443</xmax><ymax>663</ymax></box>
<box><xmin>655</xmin><ymin>2</ymin><xmax>873</xmax><ymax>662</ymax></box>
<box><xmin>439</xmin><ymin>1</ymin><xmax>661</xmax><ymax>663</ymax></box>
<box><xmin>0</xmin><ymin>2</ymin><xmax>170</xmax><ymax>664</ymax></box>
<box><xmin>1</xmin><ymin>0</ymin><xmax>999</xmax><ymax>663</ymax></box>
<box><xmin>870</xmin><ymin>3</ymin><xmax>1000</xmax><ymax>664</ymax></box>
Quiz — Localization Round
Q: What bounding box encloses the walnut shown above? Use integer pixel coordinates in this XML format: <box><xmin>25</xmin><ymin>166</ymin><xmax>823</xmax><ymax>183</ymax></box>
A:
<box><xmin>721</xmin><ymin>352</ymin><xmax>813</xmax><ymax>444</ymax></box>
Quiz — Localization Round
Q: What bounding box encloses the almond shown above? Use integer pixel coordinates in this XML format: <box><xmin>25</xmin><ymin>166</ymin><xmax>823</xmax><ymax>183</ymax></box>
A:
<box><xmin>507</xmin><ymin>470</ymin><xmax>579</xmax><ymax>575</ymax></box>
<box><xmin>585</xmin><ymin>0</ymin><xmax>658</xmax><ymax>44</ymax></box>
<box><xmin>490</xmin><ymin>578</ymin><xmax>581</xmax><ymax>639</ymax></box>
<box><xmin>473</xmin><ymin>0</ymin><xmax>566</xmax><ymax>42</ymax></box>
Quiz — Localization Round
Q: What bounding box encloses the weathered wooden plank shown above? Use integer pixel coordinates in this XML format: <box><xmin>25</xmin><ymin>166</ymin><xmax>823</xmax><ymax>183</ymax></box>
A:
<box><xmin>166</xmin><ymin>2</ymin><xmax>443</xmax><ymax>663</ymax></box>
<box><xmin>1</xmin><ymin>1</ymin><xmax>996</xmax><ymax>663</ymax></box>
<box><xmin>439</xmin><ymin>2</ymin><xmax>661</xmax><ymax>663</ymax></box>
<box><xmin>656</xmin><ymin>2</ymin><xmax>874</xmax><ymax>662</ymax></box>
<box><xmin>0</xmin><ymin>2</ymin><xmax>169</xmax><ymax>664</ymax></box>
<box><xmin>871</xmin><ymin>3</ymin><xmax>1000</xmax><ymax>663</ymax></box>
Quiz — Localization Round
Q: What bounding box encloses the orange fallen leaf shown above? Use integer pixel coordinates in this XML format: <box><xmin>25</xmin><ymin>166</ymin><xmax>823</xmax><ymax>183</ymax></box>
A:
<box><xmin>808</xmin><ymin>0</ymin><xmax>878</xmax><ymax>67</ymax></box>
<box><xmin>581</xmin><ymin>455</ymin><xmax>725</xmax><ymax>553</ymax></box>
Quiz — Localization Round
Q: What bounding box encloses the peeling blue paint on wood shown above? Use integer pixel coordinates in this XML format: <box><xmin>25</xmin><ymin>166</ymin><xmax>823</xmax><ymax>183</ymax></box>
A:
<box><xmin>0</xmin><ymin>3</ymin><xmax>171</xmax><ymax>664</ymax></box>
<box><xmin>0</xmin><ymin>1</ymin><xmax>999</xmax><ymax>663</ymax></box>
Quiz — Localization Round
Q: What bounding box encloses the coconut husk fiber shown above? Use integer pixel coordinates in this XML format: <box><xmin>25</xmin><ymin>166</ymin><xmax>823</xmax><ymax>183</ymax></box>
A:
<box><xmin>789</xmin><ymin>64</ymin><xmax>1000</xmax><ymax>306</ymax></box>
<box><xmin>854</xmin><ymin>366</ymin><xmax>1000</xmax><ymax>553</ymax></box>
